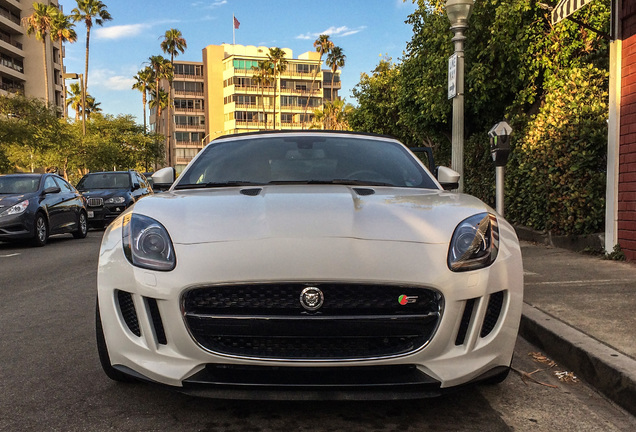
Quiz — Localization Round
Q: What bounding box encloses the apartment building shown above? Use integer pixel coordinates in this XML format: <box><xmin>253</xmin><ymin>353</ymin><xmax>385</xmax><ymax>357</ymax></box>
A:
<box><xmin>152</xmin><ymin>44</ymin><xmax>341</xmax><ymax>172</ymax></box>
<box><xmin>0</xmin><ymin>0</ymin><xmax>63</xmax><ymax>109</ymax></box>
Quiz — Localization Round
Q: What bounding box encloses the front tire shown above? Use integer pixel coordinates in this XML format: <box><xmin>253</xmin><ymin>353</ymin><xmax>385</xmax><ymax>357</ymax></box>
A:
<box><xmin>96</xmin><ymin>301</ymin><xmax>136</xmax><ymax>383</ymax></box>
<box><xmin>73</xmin><ymin>211</ymin><xmax>88</xmax><ymax>239</ymax></box>
<box><xmin>32</xmin><ymin>213</ymin><xmax>48</xmax><ymax>247</ymax></box>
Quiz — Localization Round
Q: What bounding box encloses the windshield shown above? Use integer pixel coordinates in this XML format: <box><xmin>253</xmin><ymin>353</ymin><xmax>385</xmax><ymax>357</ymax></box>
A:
<box><xmin>0</xmin><ymin>176</ymin><xmax>40</xmax><ymax>194</ymax></box>
<box><xmin>175</xmin><ymin>135</ymin><xmax>438</xmax><ymax>190</ymax></box>
<box><xmin>77</xmin><ymin>173</ymin><xmax>131</xmax><ymax>190</ymax></box>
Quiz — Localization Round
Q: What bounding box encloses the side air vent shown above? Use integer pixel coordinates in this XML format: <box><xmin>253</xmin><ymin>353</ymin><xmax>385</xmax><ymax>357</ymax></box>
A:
<box><xmin>146</xmin><ymin>297</ymin><xmax>167</xmax><ymax>345</ymax></box>
<box><xmin>455</xmin><ymin>298</ymin><xmax>476</xmax><ymax>346</ymax></box>
<box><xmin>480</xmin><ymin>291</ymin><xmax>505</xmax><ymax>338</ymax></box>
<box><xmin>117</xmin><ymin>290</ymin><xmax>140</xmax><ymax>337</ymax></box>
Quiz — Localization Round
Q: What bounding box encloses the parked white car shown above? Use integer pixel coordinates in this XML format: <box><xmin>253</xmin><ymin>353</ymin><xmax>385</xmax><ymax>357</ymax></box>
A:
<box><xmin>96</xmin><ymin>131</ymin><xmax>523</xmax><ymax>399</ymax></box>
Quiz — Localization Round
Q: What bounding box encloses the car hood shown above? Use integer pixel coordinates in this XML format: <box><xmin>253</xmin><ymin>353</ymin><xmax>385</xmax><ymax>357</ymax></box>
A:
<box><xmin>130</xmin><ymin>185</ymin><xmax>493</xmax><ymax>245</ymax></box>
<box><xmin>0</xmin><ymin>193</ymin><xmax>35</xmax><ymax>209</ymax></box>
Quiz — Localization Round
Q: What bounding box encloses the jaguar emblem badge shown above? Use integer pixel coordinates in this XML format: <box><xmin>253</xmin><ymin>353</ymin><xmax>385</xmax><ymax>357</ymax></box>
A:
<box><xmin>300</xmin><ymin>287</ymin><xmax>324</xmax><ymax>311</ymax></box>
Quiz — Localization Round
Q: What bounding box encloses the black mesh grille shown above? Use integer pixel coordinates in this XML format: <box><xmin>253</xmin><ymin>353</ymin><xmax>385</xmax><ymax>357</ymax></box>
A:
<box><xmin>481</xmin><ymin>291</ymin><xmax>505</xmax><ymax>338</ymax></box>
<box><xmin>455</xmin><ymin>298</ymin><xmax>475</xmax><ymax>346</ymax></box>
<box><xmin>183</xmin><ymin>284</ymin><xmax>439</xmax><ymax>316</ymax></box>
<box><xmin>117</xmin><ymin>290</ymin><xmax>140</xmax><ymax>337</ymax></box>
<box><xmin>183</xmin><ymin>284</ymin><xmax>441</xmax><ymax>360</ymax></box>
<box><xmin>146</xmin><ymin>297</ymin><xmax>167</xmax><ymax>345</ymax></box>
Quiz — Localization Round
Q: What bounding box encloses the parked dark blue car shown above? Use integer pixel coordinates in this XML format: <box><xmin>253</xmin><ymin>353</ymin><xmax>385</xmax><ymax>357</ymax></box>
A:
<box><xmin>0</xmin><ymin>173</ymin><xmax>88</xmax><ymax>246</ymax></box>
<box><xmin>76</xmin><ymin>170</ymin><xmax>153</xmax><ymax>229</ymax></box>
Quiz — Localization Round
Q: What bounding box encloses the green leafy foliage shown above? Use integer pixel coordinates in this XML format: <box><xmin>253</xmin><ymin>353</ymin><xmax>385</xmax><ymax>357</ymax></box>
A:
<box><xmin>0</xmin><ymin>95</ymin><xmax>164</xmax><ymax>181</ymax></box>
<box><xmin>351</xmin><ymin>0</ymin><xmax>611</xmax><ymax>235</ymax></box>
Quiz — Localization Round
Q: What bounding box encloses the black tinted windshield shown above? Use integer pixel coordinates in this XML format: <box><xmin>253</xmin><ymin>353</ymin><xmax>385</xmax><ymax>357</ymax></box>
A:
<box><xmin>176</xmin><ymin>135</ymin><xmax>438</xmax><ymax>189</ymax></box>
<box><xmin>0</xmin><ymin>176</ymin><xmax>40</xmax><ymax>194</ymax></box>
<box><xmin>77</xmin><ymin>173</ymin><xmax>131</xmax><ymax>190</ymax></box>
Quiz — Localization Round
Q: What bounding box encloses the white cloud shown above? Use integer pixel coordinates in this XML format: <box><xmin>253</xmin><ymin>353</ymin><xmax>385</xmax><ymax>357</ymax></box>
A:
<box><xmin>89</xmin><ymin>69</ymin><xmax>135</xmax><ymax>91</ymax></box>
<box><xmin>295</xmin><ymin>25</ymin><xmax>366</xmax><ymax>40</ymax></box>
<box><xmin>106</xmin><ymin>76</ymin><xmax>136</xmax><ymax>91</ymax></box>
<box><xmin>95</xmin><ymin>24</ymin><xmax>150</xmax><ymax>40</ymax></box>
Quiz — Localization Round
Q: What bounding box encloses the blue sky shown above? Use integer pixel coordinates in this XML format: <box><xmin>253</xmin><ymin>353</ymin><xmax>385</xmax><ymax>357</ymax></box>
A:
<box><xmin>58</xmin><ymin>0</ymin><xmax>418</xmax><ymax>123</ymax></box>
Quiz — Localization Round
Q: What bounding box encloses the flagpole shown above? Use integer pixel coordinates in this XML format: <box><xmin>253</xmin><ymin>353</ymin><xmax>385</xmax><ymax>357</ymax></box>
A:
<box><xmin>233</xmin><ymin>13</ymin><xmax>235</xmax><ymax>45</ymax></box>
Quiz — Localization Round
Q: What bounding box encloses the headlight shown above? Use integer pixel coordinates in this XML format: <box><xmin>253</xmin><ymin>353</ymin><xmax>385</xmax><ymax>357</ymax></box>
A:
<box><xmin>1</xmin><ymin>200</ymin><xmax>29</xmax><ymax>217</ymax></box>
<box><xmin>105</xmin><ymin>196</ymin><xmax>126</xmax><ymax>204</ymax></box>
<box><xmin>448</xmin><ymin>212</ymin><xmax>499</xmax><ymax>272</ymax></box>
<box><xmin>122</xmin><ymin>213</ymin><xmax>175</xmax><ymax>271</ymax></box>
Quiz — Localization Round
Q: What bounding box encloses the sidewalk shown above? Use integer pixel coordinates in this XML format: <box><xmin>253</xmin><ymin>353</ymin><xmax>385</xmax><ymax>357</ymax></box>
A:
<box><xmin>518</xmin><ymin>241</ymin><xmax>636</xmax><ymax>416</ymax></box>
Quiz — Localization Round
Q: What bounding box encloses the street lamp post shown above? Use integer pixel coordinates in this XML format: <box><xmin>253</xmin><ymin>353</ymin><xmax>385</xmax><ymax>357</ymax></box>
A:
<box><xmin>446</xmin><ymin>0</ymin><xmax>474</xmax><ymax>193</ymax></box>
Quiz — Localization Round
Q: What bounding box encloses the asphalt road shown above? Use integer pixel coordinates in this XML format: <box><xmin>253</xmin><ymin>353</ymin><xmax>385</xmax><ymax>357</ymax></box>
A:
<box><xmin>1</xmin><ymin>231</ymin><xmax>635</xmax><ymax>431</ymax></box>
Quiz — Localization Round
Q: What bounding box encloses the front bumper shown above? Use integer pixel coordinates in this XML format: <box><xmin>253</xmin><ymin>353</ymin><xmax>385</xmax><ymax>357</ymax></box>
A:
<box><xmin>0</xmin><ymin>212</ymin><xmax>34</xmax><ymax>240</ymax></box>
<box><xmin>97</xmin><ymin>218</ymin><xmax>523</xmax><ymax>397</ymax></box>
<box><xmin>87</xmin><ymin>204</ymin><xmax>126</xmax><ymax>226</ymax></box>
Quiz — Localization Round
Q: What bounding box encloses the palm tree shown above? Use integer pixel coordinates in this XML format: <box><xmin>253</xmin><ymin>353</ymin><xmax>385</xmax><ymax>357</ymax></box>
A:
<box><xmin>160</xmin><ymin>28</ymin><xmax>187</xmax><ymax>167</ymax></box>
<box><xmin>22</xmin><ymin>3</ymin><xmax>55</xmax><ymax>105</ymax></box>
<box><xmin>50</xmin><ymin>10</ymin><xmax>77</xmax><ymax>118</ymax></box>
<box><xmin>132</xmin><ymin>66</ymin><xmax>155</xmax><ymax>134</ymax></box>
<box><xmin>66</xmin><ymin>82</ymin><xmax>83</xmax><ymax>121</ymax></box>
<box><xmin>71</xmin><ymin>0</ymin><xmax>112</xmax><ymax>96</ymax></box>
<box><xmin>66</xmin><ymin>82</ymin><xmax>100</xmax><ymax>120</ymax></box>
<box><xmin>303</xmin><ymin>34</ymin><xmax>333</xmax><ymax>128</ymax></box>
<box><xmin>147</xmin><ymin>55</ymin><xmax>173</xmax><ymax>135</ymax></box>
<box><xmin>267</xmin><ymin>48</ymin><xmax>288</xmax><ymax>130</ymax></box>
<box><xmin>251</xmin><ymin>60</ymin><xmax>273</xmax><ymax>129</ymax></box>
<box><xmin>326</xmin><ymin>46</ymin><xmax>346</xmax><ymax>101</ymax></box>
<box><xmin>311</xmin><ymin>100</ymin><xmax>351</xmax><ymax>131</ymax></box>
<box><xmin>148</xmin><ymin>88</ymin><xmax>169</xmax><ymax>136</ymax></box>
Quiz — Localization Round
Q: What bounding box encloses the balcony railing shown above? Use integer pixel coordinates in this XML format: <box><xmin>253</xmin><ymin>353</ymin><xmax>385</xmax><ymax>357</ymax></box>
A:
<box><xmin>175</xmin><ymin>123</ymin><xmax>205</xmax><ymax>130</ymax></box>
<box><xmin>173</xmin><ymin>107</ymin><xmax>204</xmax><ymax>114</ymax></box>
<box><xmin>0</xmin><ymin>33</ymin><xmax>22</xmax><ymax>50</ymax></box>
<box><xmin>0</xmin><ymin>81</ymin><xmax>24</xmax><ymax>93</ymax></box>
<box><xmin>0</xmin><ymin>8</ymin><xmax>20</xmax><ymax>26</ymax></box>
<box><xmin>174</xmin><ymin>73</ymin><xmax>204</xmax><ymax>80</ymax></box>
<box><xmin>175</xmin><ymin>141</ymin><xmax>203</xmax><ymax>148</ymax></box>
<box><xmin>174</xmin><ymin>89</ymin><xmax>204</xmax><ymax>97</ymax></box>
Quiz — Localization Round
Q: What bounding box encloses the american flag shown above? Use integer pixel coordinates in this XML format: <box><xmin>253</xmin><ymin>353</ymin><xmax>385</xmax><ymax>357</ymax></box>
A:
<box><xmin>233</xmin><ymin>16</ymin><xmax>240</xmax><ymax>29</ymax></box>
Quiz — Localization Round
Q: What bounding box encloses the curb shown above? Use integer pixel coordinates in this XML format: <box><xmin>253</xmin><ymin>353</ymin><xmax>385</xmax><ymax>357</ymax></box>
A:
<box><xmin>519</xmin><ymin>304</ymin><xmax>636</xmax><ymax>417</ymax></box>
<box><xmin>514</xmin><ymin>225</ymin><xmax>605</xmax><ymax>253</ymax></box>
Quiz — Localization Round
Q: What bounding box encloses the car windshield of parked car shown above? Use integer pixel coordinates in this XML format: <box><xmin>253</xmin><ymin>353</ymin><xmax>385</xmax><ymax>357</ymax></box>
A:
<box><xmin>77</xmin><ymin>173</ymin><xmax>131</xmax><ymax>190</ymax></box>
<box><xmin>175</xmin><ymin>135</ymin><xmax>438</xmax><ymax>189</ymax></box>
<box><xmin>0</xmin><ymin>176</ymin><xmax>40</xmax><ymax>194</ymax></box>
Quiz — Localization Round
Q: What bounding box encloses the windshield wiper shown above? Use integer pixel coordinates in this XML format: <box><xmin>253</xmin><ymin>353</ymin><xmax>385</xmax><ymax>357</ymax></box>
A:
<box><xmin>174</xmin><ymin>181</ymin><xmax>265</xmax><ymax>190</ymax></box>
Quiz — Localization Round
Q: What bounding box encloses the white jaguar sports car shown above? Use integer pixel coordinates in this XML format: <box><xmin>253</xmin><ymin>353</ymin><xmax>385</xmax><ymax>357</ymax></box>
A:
<box><xmin>96</xmin><ymin>131</ymin><xmax>523</xmax><ymax>399</ymax></box>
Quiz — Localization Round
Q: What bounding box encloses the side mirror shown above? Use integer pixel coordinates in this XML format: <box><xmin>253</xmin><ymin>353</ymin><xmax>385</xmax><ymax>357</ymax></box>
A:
<box><xmin>436</xmin><ymin>166</ymin><xmax>460</xmax><ymax>191</ymax></box>
<box><xmin>151</xmin><ymin>167</ymin><xmax>176</xmax><ymax>191</ymax></box>
<box><xmin>43</xmin><ymin>186</ymin><xmax>61</xmax><ymax>195</ymax></box>
<box><xmin>132</xmin><ymin>183</ymin><xmax>140</xmax><ymax>191</ymax></box>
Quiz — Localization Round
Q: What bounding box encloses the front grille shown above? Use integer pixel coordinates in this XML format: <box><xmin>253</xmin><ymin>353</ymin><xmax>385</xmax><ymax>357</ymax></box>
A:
<box><xmin>182</xmin><ymin>284</ymin><xmax>441</xmax><ymax>360</ymax></box>
<box><xmin>87</xmin><ymin>197</ymin><xmax>103</xmax><ymax>207</ymax></box>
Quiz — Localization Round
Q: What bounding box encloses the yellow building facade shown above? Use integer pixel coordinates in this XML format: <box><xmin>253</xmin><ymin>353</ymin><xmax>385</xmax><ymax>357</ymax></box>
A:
<box><xmin>152</xmin><ymin>44</ymin><xmax>341</xmax><ymax>172</ymax></box>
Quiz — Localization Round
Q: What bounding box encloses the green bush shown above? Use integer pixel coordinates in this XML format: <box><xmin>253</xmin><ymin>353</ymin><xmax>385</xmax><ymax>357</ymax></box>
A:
<box><xmin>504</xmin><ymin>66</ymin><xmax>608</xmax><ymax>235</ymax></box>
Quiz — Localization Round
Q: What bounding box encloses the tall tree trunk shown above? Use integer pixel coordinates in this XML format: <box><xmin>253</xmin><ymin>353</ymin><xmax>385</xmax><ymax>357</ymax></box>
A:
<box><xmin>142</xmin><ymin>92</ymin><xmax>147</xmax><ymax>134</ymax></box>
<box><xmin>60</xmin><ymin>39</ymin><xmax>66</xmax><ymax>117</ymax></box>
<box><xmin>84</xmin><ymin>26</ymin><xmax>90</xmax><ymax>95</ymax></box>
<box><xmin>273</xmin><ymin>64</ymin><xmax>277</xmax><ymax>130</ymax></box>
<box><xmin>42</xmin><ymin>41</ymin><xmax>49</xmax><ymax>105</ymax></box>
